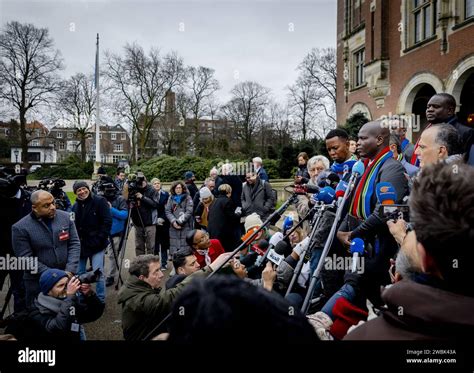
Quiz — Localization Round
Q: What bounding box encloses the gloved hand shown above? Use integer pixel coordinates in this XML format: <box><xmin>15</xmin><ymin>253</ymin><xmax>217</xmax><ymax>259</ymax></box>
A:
<box><xmin>157</xmin><ymin>218</ymin><xmax>165</xmax><ymax>226</ymax></box>
<box><xmin>293</xmin><ymin>236</ymin><xmax>311</xmax><ymax>257</ymax></box>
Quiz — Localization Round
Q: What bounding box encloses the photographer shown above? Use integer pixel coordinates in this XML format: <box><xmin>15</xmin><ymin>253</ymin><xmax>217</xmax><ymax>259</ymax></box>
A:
<box><xmin>99</xmin><ymin>182</ymin><xmax>128</xmax><ymax>287</ymax></box>
<box><xmin>129</xmin><ymin>174</ymin><xmax>159</xmax><ymax>256</ymax></box>
<box><xmin>72</xmin><ymin>181</ymin><xmax>112</xmax><ymax>303</ymax></box>
<box><xmin>11</xmin><ymin>269</ymin><xmax>104</xmax><ymax>341</ymax></box>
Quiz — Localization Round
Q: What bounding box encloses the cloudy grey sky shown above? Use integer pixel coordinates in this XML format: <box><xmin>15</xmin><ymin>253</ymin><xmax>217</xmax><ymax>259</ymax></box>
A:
<box><xmin>0</xmin><ymin>0</ymin><xmax>336</xmax><ymax>104</ymax></box>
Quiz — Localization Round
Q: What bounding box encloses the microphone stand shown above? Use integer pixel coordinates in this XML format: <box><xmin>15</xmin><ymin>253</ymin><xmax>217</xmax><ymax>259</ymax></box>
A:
<box><xmin>301</xmin><ymin>171</ymin><xmax>360</xmax><ymax>314</ymax></box>
<box><xmin>285</xmin><ymin>201</ymin><xmax>334</xmax><ymax>297</ymax></box>
<box><xmin>142</xmin><ymin>192</ymin><xmax>299</xmax><ymax>340</ymax></box>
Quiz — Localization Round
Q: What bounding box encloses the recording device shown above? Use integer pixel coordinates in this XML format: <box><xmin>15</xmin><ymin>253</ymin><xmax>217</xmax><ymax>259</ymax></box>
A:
<box><xmin>350</xmin><ymin>238</ymin><xmax>364</xmax><ymax>273</ymax></box>
<box><xmin>375</xmin><ymin>182</ymin><xmax>410</xmax><ymax>222</ymax></box>
<box><xmin>37</xmin><ymin>178</ymin><xmax>69</xmax><ymax>211</ymax></box>
<box><xmin>127</xmin><ymin>171</ymin><xmax>146</xmax><ymax>202</ymax></box>
<box><xmin>0</xmin><ymin>169</ymin><xmax>26</xmax><ymax>198</ymax></box>
<box><xmin>313</xmin><ymin>186</ymin><xmax>336</xmax><ymax>204</ymax></box>
<box><xmin>73</xmin><ymin>268</ymin><xmax>102</xmax><ymax>284</ymax></box>
<box><xmin>293</xmin><ymin>172</ymin><xmax>340</xmax><ymax>195</ymax></box>
<box><xmin>96</xmin><ymin>181</ymin><xmax>118</xmax><ymax>200</ymax></box>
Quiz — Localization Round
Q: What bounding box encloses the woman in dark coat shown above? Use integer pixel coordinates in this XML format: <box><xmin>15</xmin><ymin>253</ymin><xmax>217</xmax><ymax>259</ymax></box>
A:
<box><xmin>207</xmin><ymin>184</ymin><xmax>241</xmax><ymax>252</ymax></box>
<box><xmin>165</xmin><ymin>181</ymin><xmax>194</xmax><ymax>255</ymax></box>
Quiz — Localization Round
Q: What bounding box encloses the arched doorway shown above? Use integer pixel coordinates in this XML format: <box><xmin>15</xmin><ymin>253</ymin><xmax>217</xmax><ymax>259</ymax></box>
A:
<box><xmin>411</xmin><ymin>84</ymin><xmax>436</xmax><ymax>143</ymax></box>
<box><xmin>458</xmin><ymin>70</ymin><xmax>474</xmax><ymax>126</ymax></box>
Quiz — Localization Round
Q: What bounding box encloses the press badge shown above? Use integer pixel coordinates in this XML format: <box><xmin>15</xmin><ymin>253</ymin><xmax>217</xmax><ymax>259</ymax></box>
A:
<box><xmin>59</xmin><ymin>230</ymin><xmax>69</xmax><ymax>241</ymax></box>
<box><xmin>71</xmin><ymin>322</ymin><xmax>80</xmax><ymax>332</ymax></box>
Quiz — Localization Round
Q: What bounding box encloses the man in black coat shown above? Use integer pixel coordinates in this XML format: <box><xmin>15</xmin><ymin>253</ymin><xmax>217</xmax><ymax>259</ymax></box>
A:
<box><xmin>72</xmin><ymin>181</ymin><xmax>112</xmax><ymax>303</ymax></box>
<box><xmin>241</xmin><ymin>171</ymin><xmax>275</xmax><ymax>221</ymax></box>
<box><xmin>208</xmin><ymin>185</ymin><xmax>241</xmax><ymax>252</ymax></box>
<box><xmin>337</xmin><ymin>120</ymin><xmax>409</xmax><ymax>306</ymax></box>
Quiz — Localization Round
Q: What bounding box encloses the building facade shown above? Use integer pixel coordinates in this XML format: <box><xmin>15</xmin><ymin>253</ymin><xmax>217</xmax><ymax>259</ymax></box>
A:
<box><xmin>337</xmin><ymin>0</ymin><xmax>474</xmax><ymax>140</ymax></box>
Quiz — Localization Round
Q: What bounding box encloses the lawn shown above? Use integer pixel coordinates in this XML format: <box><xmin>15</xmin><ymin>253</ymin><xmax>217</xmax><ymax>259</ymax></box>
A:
<box><xmin>66</xmin><ymin>191</ymin><xmax>76</xmax><ymax>205</ymax></box>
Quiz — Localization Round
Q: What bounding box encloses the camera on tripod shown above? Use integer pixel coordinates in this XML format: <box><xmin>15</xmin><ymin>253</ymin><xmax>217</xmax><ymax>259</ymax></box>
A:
<box><xmin>37</xmin><ymin>178</ymin><xmax>69</xmax><ymax>211</ymax></box>
<box><xmin>127</xmin><ymin>171</ymin><xmax>145</xmax><ymax>202</ymax></box>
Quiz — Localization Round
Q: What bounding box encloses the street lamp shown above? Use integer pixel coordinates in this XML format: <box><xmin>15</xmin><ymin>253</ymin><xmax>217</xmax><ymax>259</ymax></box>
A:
<box><xmin>14</xmin><ymin>149</ymin><xmax>19</xmax><ymax>163</ymax></box>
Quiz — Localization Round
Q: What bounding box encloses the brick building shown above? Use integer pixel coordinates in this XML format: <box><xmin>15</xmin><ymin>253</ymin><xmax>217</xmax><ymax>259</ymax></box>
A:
<box><xmin>337</xmin><ymin>0</ymin><xmax>474</xmax><ymax>140</ymax></box>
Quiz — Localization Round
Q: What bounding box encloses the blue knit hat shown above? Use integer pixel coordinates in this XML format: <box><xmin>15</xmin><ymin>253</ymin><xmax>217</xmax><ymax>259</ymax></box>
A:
<box><xmin>184</xmin><ymin>171</ymin><xmax>194</xmax><ymax>180</ymax></box>
<box><xmin>39</xmin><ymin>269</ymin><xmax>68</xmax><ymax>295</ymax></box>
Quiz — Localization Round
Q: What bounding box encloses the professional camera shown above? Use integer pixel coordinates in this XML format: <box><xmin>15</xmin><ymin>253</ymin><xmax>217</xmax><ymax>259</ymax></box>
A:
<box><xmin>74</xmin><ymin>268</ymin><xmax>102</xmax><ymax>284</ymax></box>
<box><xmin>127</xmin><ymin>171</ymin><xmax>145</xmax><ymax>202</ymax></box>
<box><xmin>37</xmin><ymin>178</ymin><xmax>69</xmax><ymax>211</ymax></box>
<box><xmin>0</xmin><ymin>167</ymin><xmax>27</xmax><ymax>199</ymax></box>
<box><xmin>380</xmin><ymin>204</ymin><xmax>410</xmax><ymax>222</ymax></box>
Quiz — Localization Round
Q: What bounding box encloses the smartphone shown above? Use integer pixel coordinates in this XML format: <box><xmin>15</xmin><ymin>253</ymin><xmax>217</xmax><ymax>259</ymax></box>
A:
<box><xmin>380</xmin><ymin>204</ymin><xmax>410</xmax><ymax>222</ymax></box>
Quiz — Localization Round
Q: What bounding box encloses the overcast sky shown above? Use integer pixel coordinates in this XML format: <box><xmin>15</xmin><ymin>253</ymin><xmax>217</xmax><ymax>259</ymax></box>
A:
<box><xmin>1</xmin><ymin>0</ymin><xmax>336</xmax><ymax>106</ymax></box>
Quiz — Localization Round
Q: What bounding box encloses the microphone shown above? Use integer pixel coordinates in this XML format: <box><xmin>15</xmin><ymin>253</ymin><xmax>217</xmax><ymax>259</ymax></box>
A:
<box><xmin>251</xmin><ymin>239</ymin><xmax>269</xmax><ymax>256</ymax></box>
<box><xmin>350</xmin><ymin>238</ymin><xmax>364</xmax><ymax>273</ymax></box>
<box><xmin>318</xmin><ymin>172</ymin><xmax>340</xmax><ymax>190</ymax></box>
<box><xmin>314</xmin><ymin>186</ymin><xmax>336</xmax><ymax>204</ymax></box>
<box><xmin>294</xmin><ymin>183</ymin><xmax>320</xmax><ymax>195</ymax></box>
<box><xmin>282</xmin><ymin>216</ymin><xmax>294</xmax><ymax>232</ymax></box>
<box><xmin>352</xmin><ymin>160</ymin><xmax>365</xmax><ymax>177</ymax></box>
<box><xmin>375</xmin><ymin>182</ymin><xmax>396</xmax><ymax>205</ymax></box>
<box><xmin>335</xmin><ymin>180</ymin><xmax>348</xmax><ymax>199</ymax></box>
<box><xmin>267</xmin><ymin>240</ymin><xmax>289</xmax><ymax>266</ymax></box>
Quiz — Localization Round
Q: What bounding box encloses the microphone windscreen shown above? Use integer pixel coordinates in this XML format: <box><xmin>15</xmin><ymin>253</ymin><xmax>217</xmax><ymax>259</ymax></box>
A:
<box><xmin>350</xmin><ymin>238</ymin><xmax>365</xmax><ymax>254</ymax></box>
<box><xmin>325</xmin><ymin>173</ymin><xmax>340</xmax><ymax>189</ymax></box>
<box><xmin>375</xmin><ymin>182</ymin><xmax>396</xmax><ymax>204</ymax></box>
<box><xmin>352</xmin><ymin>161</ymin><xmax>365</xmax><ymax>176</ymax></box>
<box><xmin>335</xmin><ymin>180</ymin><xmax>348</xmax><ymax>198</ymax></box>
<box><xmin>274</xmin><ymin>240</ymin><xmax>291</xmax><ymax>256</ymax></box>
<box><xmin>316</xmin><ymin>186</ymin><xmax>336</xmax><ymax>204</ymax></box>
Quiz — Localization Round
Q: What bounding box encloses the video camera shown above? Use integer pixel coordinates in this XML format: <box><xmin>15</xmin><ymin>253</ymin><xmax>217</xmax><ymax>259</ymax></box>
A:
<box><xmin>380</xmin><ymin>204</ymin><xmax>410</xmax><ymax>222</ymax></box>
<box><xmin>73</xmin><ymin>269</ymin><xmax>102</xmax><ymax>284</ymax></box>
<box><xmin>37</xmin><ymin>178</ymin><xmax>69</xmax><ymax>211</ymax></box>
<box><xmin>127</xmin><ymin>171</ymin><xmax>145</xmax><ymax>202</ymax></box>
<box><xmin>0</xmin><ymin>167</ymin><xmax>27</xmax><ymax>199</ymax></box>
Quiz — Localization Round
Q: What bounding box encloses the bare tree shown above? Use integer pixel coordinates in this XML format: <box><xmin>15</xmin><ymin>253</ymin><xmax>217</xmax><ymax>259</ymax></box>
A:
<box><xmin>299</xmin><ymin>47</ymin><xmax>337</xmax><ymax>124</ymax></box>
<box><xmin>221</xmin><ymin>81</ymin><xmax>270</xmax><ymax>156</ymax></box>
<box><xmin>104</xmin><ymin>43</ymin><xmax>185</xmax><ymax>161</ymax></box>
<box><xmin>186</xmin><ymin>66</ymin><xmax>220</xmax><ymax>154</ymax></box>
<box><xmin>56</xmin><ymin>73</ymin><xmax>95</xmax><ymax>161</ymax></box>
<box><xmin>267</xmin><ymin>101</ymin><xmax>291</xmax><ymax>150</ymax></box>
<box><xmin>0</xmin><ymin>21</ymin><xmax>64</xmax><ymax>167</ymax></box>
<box><xmin>287</xmin><ymin>75</ymin><xmax>321</xmax><ymax>141</ymax></box>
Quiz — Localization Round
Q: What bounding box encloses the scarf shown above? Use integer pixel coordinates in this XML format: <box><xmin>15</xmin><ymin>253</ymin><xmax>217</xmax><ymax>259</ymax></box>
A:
<box><xmin>196</xmin><ymin>249</ymin><xmax>211</xmax><ymax>266</ymax></box>
<box><xmin>173</xmin><ymin>194</ymin><xmax>185</xmax><ymax>205</ymax></box>
<box><xmin>350</xmin><ymin>146</ymin><xmax>393</xmax><ymax>219</ymax></box>
<box><xmin>401</xmin><ymin>138</ymin><xmax>409</xmax><ymax>153</ymax></box>
<box><xmin>330</xmin><ymin>156</ymin><xmax>357</xmax><ymax>178</ymax></box>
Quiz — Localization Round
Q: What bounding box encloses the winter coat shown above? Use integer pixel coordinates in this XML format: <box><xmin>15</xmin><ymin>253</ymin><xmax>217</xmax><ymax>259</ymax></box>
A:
<box><xmin>12</xmin><ymin>210</ymin><xmax>81</xmax><ymax>282</ymax></box>
<box><xmin>345</xmin><ymin>280</ymin><xmax>474</xmax><ymax>340</ymax></box>
<box><xmin>241</xmin><ymin>177</ymin><xmax>276</xmax><ymax>220</ymax></box>
<box><xmin>207</xmin><ymin>194</ymin><xmax>241</xmax><ymax>252</ymax></box>
<box><xmin>110</xmin><ymin>194</ymin><xmax>128</xmax><ymax>237</ymax></box>
<box><xmin>165</xmin><ymin>193</ymin><xmax>194</xmax><ymax>253</ymax></box>
<box><xmin>118</xmin><ymin>267</ymin><xmax>211</xmax><ymax>340</ymax></box>
<box><xmin>130</xmin><ymin>184</ymin><xmax>159</xmax><ymax>227</ymax></box>
<box><xmin>72</xmin><ymin>193</ymin><xmax>112</xmax><ymax>258</ymax></box>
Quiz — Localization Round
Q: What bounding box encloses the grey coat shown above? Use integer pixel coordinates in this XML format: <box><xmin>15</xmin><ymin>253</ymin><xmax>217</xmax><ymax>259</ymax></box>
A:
<box><xmin>12</xmin><ymin>210</ymin><xmax>81</xmax><ymax>280</ymax></box>
<box><xmin>165</xmin><ymin>194</ymin><xmax>194</xmax><ymax>254</ymax></box>
<box><xmin>241</xmin><ymin>178</ymin><xmax>275</xmax><ymax>220</ymax></box>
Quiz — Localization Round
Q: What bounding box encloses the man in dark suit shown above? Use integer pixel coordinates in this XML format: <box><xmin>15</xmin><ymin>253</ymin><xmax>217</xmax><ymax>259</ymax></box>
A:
<box><xmin>337</xmin><ymin>120</ymin><xmax>409</xmax><ymax>306</ymax></box>
<box><xmin>12</xmin><ymin>190</ymin><xmax>81</xmax><ymax>307</ymax></box>
<box><xmin>151</xmin><ymin>178</ymin><xmax>170</xmax><ymax>270</ymax></box>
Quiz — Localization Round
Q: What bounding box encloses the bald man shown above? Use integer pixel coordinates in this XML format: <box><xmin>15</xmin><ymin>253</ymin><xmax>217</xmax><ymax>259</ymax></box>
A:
<box><xmin>12</xmin><ymin>190</ymin><xmax>81</xmax><ymax>307</ymax></box>
<box><xmin>336</xmin><ymin>120</ymin><xmax>409</xmax><ymax>306</ymax></box>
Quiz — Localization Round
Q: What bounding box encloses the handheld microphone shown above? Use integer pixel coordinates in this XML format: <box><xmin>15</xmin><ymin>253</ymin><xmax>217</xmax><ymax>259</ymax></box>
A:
<box><xmin>314</xmin><ymin>186</ymin><xmax>336</xmax><ymax>204</ymax></box>
<box><xmin>350</xmin><ymin>238</ymin><xmax>364</xmax><ymax>273</ymax></box>
<box><xmin>322</xmin><ymin>172</ymin><xmax>341</xmax><ymax>190</ymax></box>
<box><xmin>375</xmin><ymin>182</ymin><xmax>396</xmax><ymax>205</ymax></box>
<box><xmin>266</xmin><ymin>239</ymin><xmax>289</xmax><ymax>266</ymax></box>
<box><xmin>352</xmin><ymin>160</ymin><xmax>365</xmax><ymax>177</ymax></box>
<box><xmin>251</xmin><ymin>239</ymin><xmax>269</xmax><ymax>256</ymax></box>
<box><xmin>294</xmin><ymin>183</ymin><xmax>320</xmax><ymax>195</ymax></box>
<box><xmin>335</xmin><ymin>180</ymin><xmax>348</xmax><ymax>199</ymax></box>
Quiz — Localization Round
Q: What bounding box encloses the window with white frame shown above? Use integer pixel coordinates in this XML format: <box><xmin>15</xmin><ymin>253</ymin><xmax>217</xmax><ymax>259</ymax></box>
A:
<box><xmin>111</xmin><ymin>133</ymin><xmax>117</xmax><ymax>140</ymax></box>
<box><xmin>30</xmin><ymin>139</ymin><xmax>40</xmax><ymax>147</ymax></box>
<box><xmin>57</xmin><ymin>132</ymin><xmax>63</xmax><ymax>139</ymax></box>
<box><xmin>112</xmin><ymin>155</ymin><xmax>121</xmax><ymax>163</ymax></box>
<box><xmin>114</xmin><ymin>143</ymin><xmax>123</xmax><ymax>152</ymax></box>
<box><xmin>353</xmin><ymin>48</ymin><xmax>365</xmax><ymax>88</ymax></box>
<box><xmin>59</xmin><ymin>142</ymin><xmax>65</xmax><ymax>150</ymax></box>
<box><xmin>67</xmin><ymin>132</ymin><xmax>73</xmax><ymax>139</ymax></box>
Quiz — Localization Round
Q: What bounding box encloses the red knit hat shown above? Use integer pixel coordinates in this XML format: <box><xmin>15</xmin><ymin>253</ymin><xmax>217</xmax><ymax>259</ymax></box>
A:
<box><xmin>330</xmin><ymin>297</ymin><xmax>368</xmax><ymax>340</ymax></box>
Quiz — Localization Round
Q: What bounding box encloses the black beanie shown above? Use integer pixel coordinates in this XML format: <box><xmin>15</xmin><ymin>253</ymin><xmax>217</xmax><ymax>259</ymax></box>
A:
<box><xmin>73</xmin><ymin>180</ymin><xmax>89</xmax><ymax>194</ymax></box>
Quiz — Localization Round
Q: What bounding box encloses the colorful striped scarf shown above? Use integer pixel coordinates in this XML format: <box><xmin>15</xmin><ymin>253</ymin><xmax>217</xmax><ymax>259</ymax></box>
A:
<box><xmin>350</xmin><ymin>146</ymin><xmax>393</xmax><ymax>219</ymax></box>
<box><xmin>401</xmin><ymin>138</ymin><xmax>409</xmax><ymax>152</ymax></box>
